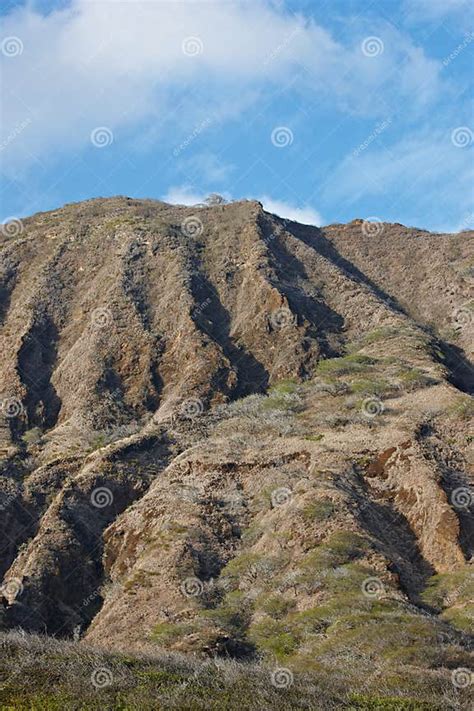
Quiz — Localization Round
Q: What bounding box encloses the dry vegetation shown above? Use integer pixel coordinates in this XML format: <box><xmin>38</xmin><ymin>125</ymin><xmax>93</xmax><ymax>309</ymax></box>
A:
<box><xmin>0</xmin><ymin>630</ymin><xmax>469</xmax><ymax>710</ymax></box>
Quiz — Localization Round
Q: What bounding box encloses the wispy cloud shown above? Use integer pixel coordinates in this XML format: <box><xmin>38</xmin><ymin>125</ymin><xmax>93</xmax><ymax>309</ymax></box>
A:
<box><xmin>1</xmin><ymin>0</ymin><xmax>445</xmax><ymax>175</ymax></box>
<box><xmin>162</xmin><ymin>185</ymin><xmax>228</xmax><ymax>206</ymax></box>
<box><xmin>321</xmin><ymin>126</ymin><xmax>474</xmax><ymax>230</ymax></box>
<box><xmin>162</xmin><ymin>185</ymin><xmax>322</xmax><ymax>226</ymax></box>
<box><xmin>180</xmin><ymin>152</ymin><xmax>235</xmax><ymax>184</ymax></box>
<box><xmin>257</xmin><ymin>196</ymin><xmax>323</xmax><ymax>226</ymax></box>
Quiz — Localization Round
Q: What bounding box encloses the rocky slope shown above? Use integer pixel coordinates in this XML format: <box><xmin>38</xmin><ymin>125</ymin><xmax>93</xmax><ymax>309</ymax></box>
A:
<box><xmin>0</xmin><ymin>197</ymin><xmax>472</xmax><ymax>706</ymax></box>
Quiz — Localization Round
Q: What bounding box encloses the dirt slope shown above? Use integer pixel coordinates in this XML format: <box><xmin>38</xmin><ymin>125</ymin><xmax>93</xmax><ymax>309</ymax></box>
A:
<box><xmin>0</xmin><ymin>197</ymin><xmax>472</xmax><ymax>705</ymax></box>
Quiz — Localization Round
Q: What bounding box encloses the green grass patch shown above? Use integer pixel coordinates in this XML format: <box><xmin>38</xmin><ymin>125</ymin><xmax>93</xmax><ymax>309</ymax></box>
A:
<box><xmin>348</xmin><ymin>327</ymin><xmax>400</xmax><ymax>350</ymax></box>
<box><xmin>259</xmin><ymin>594</ymin><xmax>296</xmax><ymax>620</ymax></box>
<box><xmin>349</xmin><ymin>378</ymin><xmax>391</xmax><ymax>396</ymax></box>
<box><xmin>268</xmin><ymin>379</ymin><xmax>299</xmax><ymax>395</ymax></box>
<box><xmin>316</xmin><ymin>354</ymin><xmax>376</xmax><ymax>376</ymax></box>
<box><xmin>348</xmin><ymin>692</ymin><xmax>434</xmax><ymax>710</ymax></box>
<box><xmin>395</xmin><ymin>368</ymin><xmax>436</xmax><ymax>390</ymax></box>
<box><xmin>201</xmin><ymin>591</ymin><xmax>252</xmax><ymax>637</ymax></box>
<box><xmin>298</xmin><ymin>498</ymin><xmax>335</xmax><ymax>522</ymax></box>
<box><xmin>150</xmin><ymin>622</ymin><xmax>196</xmax><ymax>645</ymax></box>
<box><xmin>248</xmin><ymin>618</ymin><xmax>299</xmax><ymax>660</ymax></box>
<box><xmin>300</xmin><ymin>532</ymin><xmax>371</xmax><ymax>572</ymax></box>
<box><xmin>421</xmin><ymin>568</ymin><xmax>473</xmax><ymax>630</ymax></box>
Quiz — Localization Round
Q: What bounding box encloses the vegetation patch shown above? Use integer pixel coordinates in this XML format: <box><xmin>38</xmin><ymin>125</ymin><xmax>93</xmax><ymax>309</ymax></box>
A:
<box><xmin>248</xmin><ymin>617</ymin><xmax>299</xmax><ymax>659</ymax></box>
<box><xmin>299</xmin><ymin>532</ymin><xmax>371</xmax><ymax>572</ymax></box>
<box><xmin>394</xmin><ymin>367</ymin><xmax>437</xmax><ymax>391</ymax></box>
<box><xmin>421</xmin><ymin>568</ymin><xmax>474</xmax><ymax>631</ymax></box>
<box><xmin>316</xmin><ymin>354</ymin><xmax>376</xmax><ymax>376</ymax></box>
<box><xmin>201</xmin><ymin>590</ymin><xmax>252</xmax><ymax>638</ymax></box>
<box><xmin>449</xmin><ymin>396</ymin><xmax>474</xmax><ymax>420</ymax></box>
<box><xmin>347</xmin><ymin>692</ymin><xmax>434</xmax><ymax>710</ymax></box>
<box><xmin>352</xmin><ymin>326</ymin><xmax>401</xmax><ymax>347</ymax></box>
<box><xmin>349</xmin><ymin>378</ymin><xmax>391</xmax><ymax>396</ymax></box>
<box><xmin>298</xmin><ymin>498</ymin><xmax>335</xmax><ymax>522</ymax></box>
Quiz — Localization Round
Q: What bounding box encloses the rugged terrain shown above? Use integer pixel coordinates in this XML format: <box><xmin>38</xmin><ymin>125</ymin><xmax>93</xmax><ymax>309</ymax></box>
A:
<box><xmin>0</xmin><ymin>196</ymin><xmax>472</xmax><ymax>709</ymax></box>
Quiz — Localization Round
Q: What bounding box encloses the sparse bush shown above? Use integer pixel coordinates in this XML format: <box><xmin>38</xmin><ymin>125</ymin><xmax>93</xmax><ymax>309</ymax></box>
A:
<box><xmin>449</xmin><ymin>396</ymin><xmax>474</xmax><ymax>420</ymax></box>
<box><xmin>248</xmin><ymin>617</ymin><xmax>299</xmax><ymax>659</ymax></box>
<box><xmin>22</xmin><ymin>427</ymin><xmax>42</xmax><ymax>446</ymax></box>
<box><xmin>303</xmin><ymin>433</ymin><xmax>324</xmax><ymax>441</ymax></box>
<box><xmin>395</xmin><ymin>368</ymin><xmax>437</xmax><ymax>391</ymax></box>
<box><xmin>150</xmin><ymin>621</ymin><xmax>195</xmax><ymax>645</ymax></box>
<box><xmin>348</xmin><ymin>692</ymin><xmax>433</xmax><ymax>709</ymax></box>
<box><xmin>262</xmin><ymin>390</ymin><xmax>304</xmax><ymax>413</ymax></box>
<box><xmin>300</xmin><ymin>532</ymin><xmax>370</xmax><ymax>573</ymax></box>
<box><xmin>0</xmin><ymin>622</ymin><xmax>469</xmax><ymax>709</ymax></box>
<box><xmin>421</xmin><ymin>568</ymin><xmax>473</xmax><ymax>630</ymax></box>
<box><xmin>259</xmin><ymin>594</ymin><xmax>296</xmax><ymax>619</ymax></box>
<box><xmin>218</xmin><ymin>392</ymin><xmax>307</xmax><ymax>437</ymax></box>
<box><xmin>316</xmin><ymin>354</ymin><xmax>376</xmax><ymax>376</ymax></box>
<box><xmin>298</xmin><ymin>498</ymin><xmax>334</xmax><ymax>522</ymax></box>
<box><xmin>353</xmin><ymin>326</ymin><xmax>400</xmax><ymax>347</ymax></box>
<box><xmin>205</xmin><ymin>193</ymin><xmax>227</xmax><ymax>206</ymax></box>
<box><xmin>221</xmin><ymin>551</ymin><xmax>288</xmax><ymax>588</ymax></box>
<box><xmin>202</xmin><ymin>590</ymin><xmax>252</xmax><ymax>637</ymax></box>
<box><xmin>349</xmin><ymin>378</ymin><xmax>391</xmax><ymax>396</ymax></box>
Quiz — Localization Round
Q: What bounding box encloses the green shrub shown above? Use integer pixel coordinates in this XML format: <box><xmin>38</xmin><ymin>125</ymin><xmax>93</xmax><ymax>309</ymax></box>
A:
<box><xmin>315</xmin><ymin>615</ymin><xmax>439</xmax><ymax>666</ymax></box>
<box><xmin>202</xmin><ymin>591</ymin><xmax>252</xmax><ymax>636</ymax></box>
<box><xmin>261</xmin><ymin>390</ymin><xmax>304</xmax><ymax>413</ymax></box>
<box><xmin>347</xmin><ymin>327</ymin><xmax>401</xmax><ymax>352</ymax></box>
<box><xmin>299</xmin><ymin>499</ymin><xmax>334</xmax><ymax>522</ymax></box>
<box><xmin>358</xmin><ymin>327</ymin><xmax>400</xmax><ymax>345</ymax></box>
<box><xmin>259</xmin><ymin>595</ymin><xmax>296</xmax><ymax>619</ymax></box>
<box><xmin>396</xmin><ymin>368</ymin><xmax>436</xmax><ymax>390</ymax></box>
<box><xmin>421</xmin><ymin>568</ymin><xmax>473</xmax><ymax>630</ymax></box>
<box><xmin>248</xmin><ymin>618</ymin><xmax>299</xmax><ymax>659</ymax></box>
<box><xmin>349</xmin><ymin>378</ymin><xmax>391</xmax><ymax>395</ymax></box>
<box><xmin>348</xmin><ymin>692</ymin><xmax>433</xmax><ymax>710</ymax></box>
<box><xmin>316</xmin><ymin>354</ymin><xmax>376</xmax><ymax>376</ymax></box>
<box><xmin>150</xmin><ymin>622</ymin><xmax>195</xmax><ymax>645</ymax></box>
<box><xmin>22</xmin><ymin>427</ymin><xmax>43</xmax><ymax>446</ymax></box>
<box><xmin>441</xmin><ymin>604</ymin><xmax>474</xmax><ymax>631</ymax></box>
<box><xmin>300</xmin><ymin>532</ymin><xmax>370</xmax><ymax>572</ymax></box>
<box><xmin>89</xmin><ymin>433</ymin><xmax>108</xmax><ymax>451</ymax></box>
<box><xmin>421</xmin><ymin>569</ymin><xmax>474</xmax><ymax>610</ymax></box>
<box><xmin>289</xmin><ymin>605</ymin><xmax>335</xmax><ymax>634</ymax></box>
<box><xmin>221</xmin><ymin>552</ymin><xmax>287</xmax><ymax>586</ymax></box>
<box><xmin>268</xmin><ymin>379</ymin><xmax>299</xmax><ymax>395</ymax></box>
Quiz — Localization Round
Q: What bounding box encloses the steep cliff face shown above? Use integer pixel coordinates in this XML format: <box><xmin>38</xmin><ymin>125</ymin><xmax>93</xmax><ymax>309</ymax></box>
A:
<box><xmin>0</xmin><ymin>198</ymin><xmax>472</xmax><ymax>694</ymax></box>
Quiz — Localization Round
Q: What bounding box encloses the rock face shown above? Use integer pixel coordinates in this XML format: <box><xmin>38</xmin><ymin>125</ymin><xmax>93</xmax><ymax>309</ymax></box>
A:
<box><xmin>0</xmin><ymin>197</ymin><xmax>472</xmax><ymax>675</ymax></box>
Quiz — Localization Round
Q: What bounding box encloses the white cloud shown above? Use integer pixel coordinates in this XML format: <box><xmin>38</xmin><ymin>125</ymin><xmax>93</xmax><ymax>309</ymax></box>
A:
<box><xmin>258</xmin><ymin>196</ymin><xmax>323</xmax><ymax>226</ymax></box>
<box><xmin>162</xmin><ymin>185</ymin><xmax>233</xmax><ymax>206</ymax></box>
<box><xmin>161</xmin><ymin>186</ymin><xmax>207</xmax><ymax>207</ymax></box>
<box><xmin>162</xmin><ymin>185</ymin><xmax>322</xmax><ymax>225</ymax></box>
<box><xmin>1</xmin><ymin>0</ymin><xmax>445</xmax><ymax>174</ymax></box>
<box><xmin>181</xmin><ymin>152</ymin><xmax>234</xmax><ymax>184</ymax></box>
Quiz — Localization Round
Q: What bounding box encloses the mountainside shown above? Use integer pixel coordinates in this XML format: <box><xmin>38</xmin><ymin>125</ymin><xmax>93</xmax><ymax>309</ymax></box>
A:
<box><xmin>0</xmin><ymin>197</ymin><xmax>473</xmax><ymax>709</ymax></box>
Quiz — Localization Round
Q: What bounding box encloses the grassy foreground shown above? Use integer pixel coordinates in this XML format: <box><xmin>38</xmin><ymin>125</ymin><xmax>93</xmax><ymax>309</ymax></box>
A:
<box><xmin>0</xmin><ymin>632</ymin><xmax>470</xmax><ymax>710</ymax></box>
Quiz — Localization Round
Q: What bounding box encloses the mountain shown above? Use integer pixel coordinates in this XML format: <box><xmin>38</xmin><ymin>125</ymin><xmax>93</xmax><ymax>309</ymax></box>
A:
<box><xmin>0</xmin><ymin>196</ymin><xmax>472</xmax><ymax>709</ymax></box>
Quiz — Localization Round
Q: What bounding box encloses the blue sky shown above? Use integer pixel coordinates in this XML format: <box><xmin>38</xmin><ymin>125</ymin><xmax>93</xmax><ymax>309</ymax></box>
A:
<box><xmin>1</xmin><ymin>0</ymin><xmax>473</xmax><ymax>231</ymax></box>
